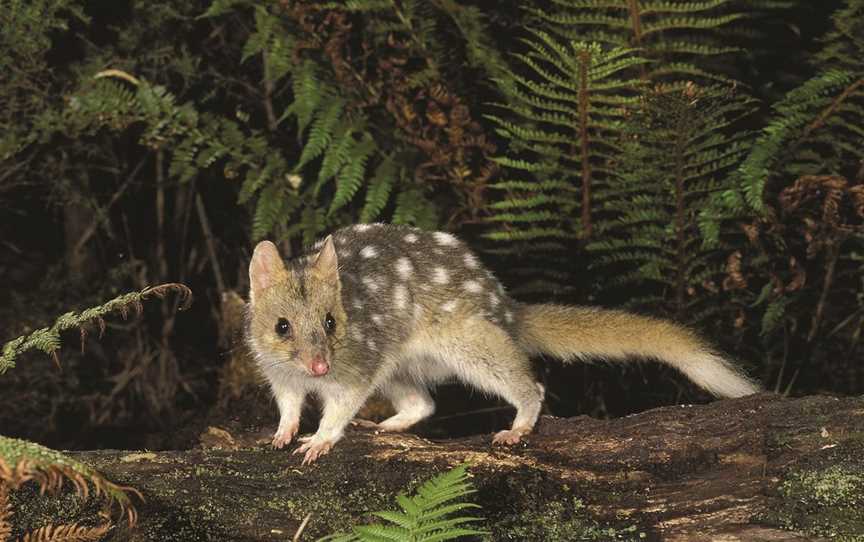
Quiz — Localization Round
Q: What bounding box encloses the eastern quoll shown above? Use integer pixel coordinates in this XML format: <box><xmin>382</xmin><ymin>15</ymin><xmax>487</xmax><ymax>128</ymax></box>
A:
<box><xmin>246</xmin><ymin>223</ymin><xmax>760</xmax><ymax>464</ymax></box>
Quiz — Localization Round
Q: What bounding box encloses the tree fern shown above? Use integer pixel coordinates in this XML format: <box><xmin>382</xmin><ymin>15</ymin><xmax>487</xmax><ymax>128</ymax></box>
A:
<box><xmin>320</xmin><ymin>464</ymin><xmax>485</xmax><ymax>542</ymax></box>
<box><xmin>485</xmin><ymin>32</ymin><xmax>647</xmax><ymax>296</ymax></box>
<box><xmin>734</xmin><ymin>69</ymin><xmax>861</xmax><ymax>213</ymax></box>
<box><xmin>588</xmin><ymin>83</ymin><xmax>755</xmax><ymax>321</ymax></box>
<box><xmin>533</xmin><ymin>0</ymin><xmax>747</xmax><ymax>87</ymax></box>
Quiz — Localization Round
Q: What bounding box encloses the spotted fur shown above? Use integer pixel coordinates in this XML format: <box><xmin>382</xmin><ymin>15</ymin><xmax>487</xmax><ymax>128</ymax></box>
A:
<box><xmin>246</xmin><ymin>223</ymin><xmax>760</xmax><ymax>463</ymax></box>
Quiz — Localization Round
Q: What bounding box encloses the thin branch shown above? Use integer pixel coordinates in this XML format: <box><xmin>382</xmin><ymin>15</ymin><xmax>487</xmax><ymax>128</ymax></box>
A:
<box><xmin>195</xmin><ymin>192</ymin><xmax>227</xmax><ymax>295</ymax></box>
<box><xmin>71</xmin><ymin>159</ymin><xmax>146</xmax><ymax>256</ymax></box>
<box><xmin>262</xmin><ymin>50</ymin><xmax>278</xmax><ymax>132</ymax></box>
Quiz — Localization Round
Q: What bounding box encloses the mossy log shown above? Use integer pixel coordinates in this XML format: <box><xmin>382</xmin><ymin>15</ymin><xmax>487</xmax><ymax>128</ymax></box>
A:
<box><xmin>8</xmin><ymin>393</ymin><xmax>864</xmax><ymax>541</ymax></box>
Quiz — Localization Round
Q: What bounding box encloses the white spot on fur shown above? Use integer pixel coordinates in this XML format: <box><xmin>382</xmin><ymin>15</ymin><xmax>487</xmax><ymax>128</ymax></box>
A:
<box><xmin>395</xmin><ymin>257</ymin><xmax>414</xmax><ymax>279</ymax></box>
<box><xmin>489</xmin><ymin>292</ymin><xmax>500</xmax><ymax>307</ymax></box>
<box><xmin>463</xmin><ymin>253</ymin><xmax>479</xmax><ymax>269</ymax></box>
<box><xmin>351</xmin><ymin>327</ymin><xmax>363</xmax><ymax>342</ymax></box>
<box><xmin>353</xmin><ymin>297</ymin><xmax>362</xmax><ymax>310</ymax></box>
<box><xmin>404</xmin><ymin>233</ymin><xmax>418</xmax><ymax>243</ymax></box>
<box><xmin>432</xmin><ymin>267</ymin><xmax>450</xmax><ymax>285</ymax></box>
<box><xmin>367</xmin><ymin>339</ymin><xmax>377</xmax><ymax>352</ymax></box>
<box><xmin>463</xmin><ymin>280</ymin><xmax>482</xmax><ymax>293</ymax></box>
<box><xmin>413</xmin><ymin>304</ymin><xmax>423</xmax><ymax>319</ymax></box>
<box><xmin>360</xmin><ymin>245</ymin><xmax>378</xmax><ymax>259</ymax></box>
<box><xmin>371</xmin><ymin>314</ymin><xmax>383</xmax><ymax>325</ymax></box>
<box><xmin>393</xmin><ymin>285</ymin><xmax>408</xmax><ymax>310</ymax></box>
<box><xmin>441</xmin><ymin>300</ymin><xmax>457</xmax><ymax>312</ymax></box>
<box><xmin>354</xmin><ymin>224</ymin><xmax>371</xmax><ymax>232</ymax></box>
<box><xmin>504</xmin><ymin>310</ymin><xmax>514</xmax><ymax>323</ymax></box>
<box><xmin>433</xmin><ymin>232</ymin><xmax>458</xmax><ymax>246</ymax></box>
<box><xmin>362</xmin><ymin>276</ymin><xmax>381</xmax><ymax>292</ymax></box>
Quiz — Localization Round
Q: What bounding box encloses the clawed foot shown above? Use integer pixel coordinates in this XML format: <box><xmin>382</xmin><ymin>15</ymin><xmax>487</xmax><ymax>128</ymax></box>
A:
<box><xmin>351</xmin><ymin>418</ymin><xmax>381</xmax><ymax>429</ymax></box>
<box><xmin>376</xmin><ymin>419</ymin><xmax>412</xmax><ymax>432</ymax></box>
<box><xmin>492</xmin><ymin>427</ymin><xmax>530</xmax><ymax>446</ymax></box>
<box><xmin>293</xmin><ymin>436</ymin><xmax>334</xmax><ymax>465</ymax></box>
<box><xmin>351</xmin><ymin>418</ymin><xmax>412</xmax><ymax>432</ymax></box>
<box><xmin>272</xmin><ymin>422</ymin><xmax>299</xmax><ymax>449</ymax></box>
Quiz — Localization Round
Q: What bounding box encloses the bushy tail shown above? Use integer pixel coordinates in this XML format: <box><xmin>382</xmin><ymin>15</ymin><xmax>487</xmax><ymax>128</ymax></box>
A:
<box><xmin>516</xmin><ymin>304</ymin><xmax>760</xmax><ymax>398</ymax></box>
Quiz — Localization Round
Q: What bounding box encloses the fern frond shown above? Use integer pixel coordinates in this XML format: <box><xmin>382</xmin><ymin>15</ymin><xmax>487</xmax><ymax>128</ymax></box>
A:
<box><xmin>0</xmin><ymin>483</ymin><xmax>11</xmax><ymax>541</ymax></box>
<box><xmin>18</xmin><ymin>522</ymin><xmax>112</xmax><ymax>542</ymax></box>
<box><xmin>0</xmin><ymin>284</ymin><xmax>192</xmax><ymax>374</ymax></box>
<box><xmin>296</xmin><ymin>96</ymin><xmax>345</xmax><ymax>170</ymax></box>
<box><xmin>537</xmin><ymin>0</ymin><xmax>746</xmax><ymax>85</ymax></box>
<box><xmin>735</xmin><ymin>69</ymin><xmax>861</xmax><ymax>212</ymax></box>
<box><xmin>289</xmin><ymin>60</ymin><xmax>324</xmax><ymax>134</ymax></box>
<box><xmin>360</xmin><ymin>156</ymin><xmax>397</xmax><ymax>223</ymax></box>
<box><xmin>588</xmin><ymin>83</ymin><xmax>754</xmax><ymax>322</ymax></box>
<box><xmin>329</xmin><ymin>134</ymin><xmax>376</xmax><ymax>214</ymax></box>
<box><xmin>322</xmin><ymin>464</ymin><xmax>485</xmax><ymax>541</ymax></box>
<box><xmin>0</xmin><ymin>437</ymin><xmax>139</xmax><ymax>526</ymax></box>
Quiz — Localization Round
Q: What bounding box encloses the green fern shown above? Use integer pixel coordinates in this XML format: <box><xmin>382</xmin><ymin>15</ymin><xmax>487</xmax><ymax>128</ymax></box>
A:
<box><xmin>735</xmin><ymin>69</ymin><xmax>861</xmax><ymax>213</ymax></box>
<box><xmin>533</xmin><ymin>0</ymin><xmax>747</xmax><ymax>86</ymax></box>
<box><xmin>392</xmin><ymin>185</ymin><xmax>439</xmax><ymax>231</ymax></box>
<box><xmin>709</xmin><ymin>0</ymin><xmax>864</xmax><ymax>222</ymax></box>
<box><xmin>485</xmin><ymin>32</ymin><xmax>647</xmax><ymax>296</ymax></box>
<box><xmin>0</xmin><ymin>283</ymin><xmax>191</xmax><ymax>375</ymax></box>
<box><xmin>0</xmin><ymin>284</ymin><xmax>191</xmax><ymax>528</ymax></box>
<box><xmin>360</xmin><ymin>155</ymin><xmax>398</xmax><ymax>223</ymax></box>
<box><xmin>320</xmin><ymin>464</ymin><xmax>485</xmax><ymax>542</ymax></box>
<box><xmin>588</xmin><ymin>84</ymin><xmax>754</xmax><ymax>321</ymax></box>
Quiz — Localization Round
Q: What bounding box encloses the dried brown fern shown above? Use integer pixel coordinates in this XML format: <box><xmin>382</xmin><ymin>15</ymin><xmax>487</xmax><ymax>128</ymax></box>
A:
<box><xmin>0</xmin><ymin>483</ymin><xmax>12</xmax><ymax>541</ymax></box>
<box><xmin>17</xmin><ymin>522</ymin><xmax>111</xmax><ymax>542</ymax></box>
<box><xmin>278</xmin><ymin>1</ymin><xmax>498</xmax><ymax>226</ymax></box>
<box><xmin>0</xmin><ymin>441</ymin><xmax>140</xmax><ymax>527</ymax></box>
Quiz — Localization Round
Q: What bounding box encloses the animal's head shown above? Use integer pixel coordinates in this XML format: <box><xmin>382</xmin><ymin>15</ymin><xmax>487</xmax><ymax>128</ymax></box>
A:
<box><xmin>246</xmin><ymin>237</ymin><xmax>346</xmax><ymax>378</ymax></box>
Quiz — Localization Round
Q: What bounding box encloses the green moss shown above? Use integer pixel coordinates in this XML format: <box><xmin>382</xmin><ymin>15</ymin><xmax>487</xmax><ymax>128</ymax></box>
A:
<box><xmin>765</xmin><ymin>464</ymin><xmax>864</xmax><ymax>537</ymax></box>
<box><xmin>487</xmin><ymin>497</ymin><xmax>645</xmax><ymax>541</ymax></box>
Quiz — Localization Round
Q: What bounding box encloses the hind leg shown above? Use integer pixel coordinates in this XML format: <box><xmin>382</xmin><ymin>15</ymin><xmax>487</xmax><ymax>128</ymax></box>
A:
<box><xmin>429</xmin><ymin>316</ymin><xmax>544</xmax><ymax>444</ymax></box>
<box><xmin>373</xmin><ymin>377</ymin><xmax>436</xmax><ymax>432</ymax></box>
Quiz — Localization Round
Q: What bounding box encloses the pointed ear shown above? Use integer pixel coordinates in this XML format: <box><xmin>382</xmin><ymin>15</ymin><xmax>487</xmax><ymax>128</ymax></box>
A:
<box><xmin>249</xmin><ymin>240</ymin><xmax>288</xmax><ymax>304</ymax></box>
<box><xmin>309</xmin><ymin>235</ymin><xmax>339</xmax><ymax>284</ymax></box>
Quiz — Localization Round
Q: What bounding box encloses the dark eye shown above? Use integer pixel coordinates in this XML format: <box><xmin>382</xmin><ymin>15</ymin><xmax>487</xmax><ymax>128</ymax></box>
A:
<box><xmin>275</xmin><ymin>318</ymin><xmax>292</xmax><ymax>338</ymax></box>
<box><xmin>324</xmin><ymin>312</ymin><xmax>336</xmax><ymax>334</ymax></box>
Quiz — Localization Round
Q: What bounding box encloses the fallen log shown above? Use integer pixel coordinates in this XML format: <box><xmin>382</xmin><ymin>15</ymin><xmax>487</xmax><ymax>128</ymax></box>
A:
<box><xmin>7</xmin><ymin>393</ymin><xmax>864</xmax><ymax>541</ymax></box>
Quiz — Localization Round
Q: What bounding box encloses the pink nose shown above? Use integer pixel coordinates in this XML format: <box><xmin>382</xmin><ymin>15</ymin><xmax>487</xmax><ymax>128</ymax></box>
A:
<box><xmin>309</xmin><ymin>356</ymin><xmax>329</xmax><ymax>376</ymax></box>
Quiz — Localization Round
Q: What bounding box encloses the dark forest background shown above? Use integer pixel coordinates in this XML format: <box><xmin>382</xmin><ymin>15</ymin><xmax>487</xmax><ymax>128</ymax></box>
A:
<box><xmin>1</xmin><ymin>0</ymin><xmax>862</xmax><ymax>451</ymax></box>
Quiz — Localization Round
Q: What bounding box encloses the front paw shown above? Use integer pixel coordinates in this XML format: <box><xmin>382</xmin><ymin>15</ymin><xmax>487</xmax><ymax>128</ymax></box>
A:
<box><xmin>272</xmin><ymin>422</ymin><xmax>299</xmax><ymax>449</ymax></box>
<box><xmin>293</xmin><ymin>436</ymin><xmax>334</xmax><ymax>465</ymax></box>
<box><xmin>492</xmin><ymin>427</ymin><xmax>530</xmax><ymax>446</ymax></box>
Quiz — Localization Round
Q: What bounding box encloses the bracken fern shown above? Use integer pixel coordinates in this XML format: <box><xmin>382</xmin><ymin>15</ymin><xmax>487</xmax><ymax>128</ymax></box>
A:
<box><xmin>320</xmin><ymin>464</ymin><xmax>485</xmax><ymax>542</ymax></box>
